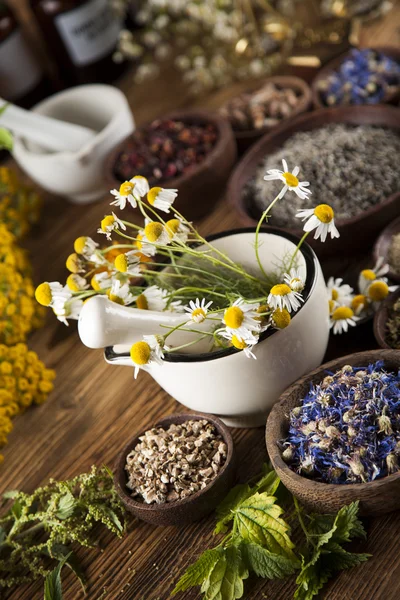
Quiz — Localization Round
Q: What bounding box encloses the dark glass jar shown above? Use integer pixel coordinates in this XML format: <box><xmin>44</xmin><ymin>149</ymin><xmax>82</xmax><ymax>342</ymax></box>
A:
<box><xmin>30</xmin><ymin>0</ymin><xmax>127</xmax><ymax>86</ymax></box>
<box><xmin>0</xmin><ymin>1</ymin><xmax>51</xmax><ymax>107</ymax></box>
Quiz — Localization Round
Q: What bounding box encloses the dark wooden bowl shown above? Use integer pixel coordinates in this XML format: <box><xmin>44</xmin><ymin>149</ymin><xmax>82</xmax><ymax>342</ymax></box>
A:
<box><xmin>266</xmin><ymin>349</ymin><xmax>400</xmax><ymax>516</ymax></box>
<box><xmin>373</xmin><ymin>214</ymin><xmax>400</xmax><ymax>284</ymax></box>
<box><xmin>312</xmin><ymin>46</ymin><xmax>400</xmax><ymax>109</ymax></box>
<box><xmin>227</xmin><ymin>105</ymin><xmax>400</xmax><ymax>258</ymax></box>
<box><xmin>221</xmin><ymin>76</ymin><xmax>312</xmax><ymax>155</ymax></box>
<box><xmin>114</xmin><ymin>412</ymin><xmax>236</xmax><ymax>526</ymax></box>
<box><xmin>373</xmin><ymin>288</ymin><xmax>400</xmax><ymax>349</ymax></box>
<box><xmin>105</xmin><ymin>110</ymin><xmax>237</xmax><ymax>221</ymax></box>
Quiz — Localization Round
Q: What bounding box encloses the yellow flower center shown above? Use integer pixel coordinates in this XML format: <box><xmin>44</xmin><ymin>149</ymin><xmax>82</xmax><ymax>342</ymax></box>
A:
<box><xmin>332</xmin><ymin>306</ymin><xmax>354</xmax><ymax>321</ymax></box>
<box><xmin>136</xmin><ymin>233</ymin><xmax>143</xmax><ymax>250</ymax></box>
<box><xmin>148</xmin><ymin>187</ymin><xmax>162</xmax><ymax>206</ymax></box>
<box><xmin>314</xmin><ymin>204</ymin><xmax>334</xmax><ymax>224</ymax></box>
<box><xmin>272</xmin><ymin>308</ymin><xmax>291</xmax><ymax>329</ymax></box>
<box><xmin>109</xmin><ymin>293</ymin><xmax>124</xmax><ymax>305</ymax></box>
<box><xmin>35</xmin><ymin>283</ymin><xmax>52</xmax><ymax>306</ymax></box>
<box><xmin>270</xmin><ymin>283</ymin><xmax>291</xmax><ymax>296</ymax></box>
<box><xmin>74</xmin><ymin>236</ymin><xmax>87</xmax><ymax>255</ymax></box>
<box><xmin>136</xmin><ymin>294</ymin><xmax>148</xmax><ymax>310</ymax></box>
<box><xmin>101</xmin><ymin>215</ymin><xmax>115</xmax><ymax>232</ymax></box>
<box><xmin>91</xmin><ymin>275</ymin><xmax>104</xmax><ymax>291</ymax></box>
<box><xmin>130</xmin><ymin>341</ymin><xmax>151</xmax><ymax>365</ymax></box>
<box><xmin>361</xmin><ymin>269</ymin><xmax>376</xmax><ymax>281</ymax></box>
<box><xmin>283</xmin><ymin>172</ymin><xmax>299</xmax><ymax>187</ymax></box>
<box><xmin>114</xmin><ymin>254</ymin><xmax>128</xmax><ymax>273</ymax></box>
<box><xmin>224</xmin><ymin>306</ymin><xmax>244</xmax><ymax>329</ymax></box>
<box><xmin>328</xmin><ymin>299</ymin><xmax>336</xmax><ymax>314</ymax></box>
<box><xmin>66</xmin><ymin>253</ymin><xmax>82</xmax><ymax>274</ymax></box>
<box><xmin>255</xmin><ymin>304</ymin><xmax>269</xmax><ymax>321</ymax></box>
<box><xmin>119</xmin><ymin>181</ymin><xmax>135</xmax><ymax>196</ymax></box>
<box><xmin>192</xmin><ymin>307</ymin><xmax>206</xmax><ymax>321</ymax></box>
<box><xmin>231</xmin><ymin>335</ymin><xmax>247</xmax><ymax>350</ymax></box>
<box><xmin>66</xmin><ymin>274</ymin><xmax>82</xmax><ymax>292</ymax></box>
<box><xmin>331</xmin><ymin>289</ymin><xmax>339</xmax><ymax>301</ymax></box>
<box><xmin>368</xmin><ymin>281</ymin><xmax>389</xmax><ymax>302</ymax></box>
<box><xmin>351</xmin><ymin>294</ymin><xmax>367</xmax><ymax>311</ymax></box>
<box><xmin>144</xmin><ymin>222</ymin><xmax>164</xmax><ymax>243</ymax></box>
<box><xmin>166</xmin><ymin>219</ymin><xmax>180</xmax><ymax>238</ymax></box>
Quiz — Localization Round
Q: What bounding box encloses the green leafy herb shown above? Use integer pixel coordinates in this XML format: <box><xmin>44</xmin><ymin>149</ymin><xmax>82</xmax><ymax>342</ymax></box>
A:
<box><xmin>43</xmin><ymin>553</ymin><xmax>70</xmax><ymax>600</ymax></box>
<box><xmin>0</xmin><ymin>128</ymin><xmax>13</xmax><ymax>151</ymax></box>
<box><xmin>0</xmin><ymin>466</ymin><xmax>126</xmax><ymax>592</ymax></box>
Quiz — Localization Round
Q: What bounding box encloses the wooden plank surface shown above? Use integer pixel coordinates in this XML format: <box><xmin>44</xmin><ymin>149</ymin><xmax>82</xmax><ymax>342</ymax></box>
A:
<box><xmin>1</xmin><ymin>4</ymin><xmax>400</xmax><ymax>599</ymax></box>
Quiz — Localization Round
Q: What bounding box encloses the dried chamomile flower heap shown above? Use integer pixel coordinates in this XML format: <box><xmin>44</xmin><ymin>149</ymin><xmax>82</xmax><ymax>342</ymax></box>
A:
<box><xmin>281</xmin><ymin>361</ymin><xmax>400</xmax><ymax>484</ymax></box>
<box><xmin>0</xmin><ymin>167</ymin><xmax>42</xmax><ymax>241</ymax></box>
<box><xmin>37</xmin><ymin>159</ymin><xmax>342</xmax><ymax>376</ymax></box>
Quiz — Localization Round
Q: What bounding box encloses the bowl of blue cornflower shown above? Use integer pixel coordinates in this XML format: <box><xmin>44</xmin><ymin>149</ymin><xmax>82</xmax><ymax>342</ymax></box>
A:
<box><xmin>266</xmin><ymin>349</ymin><xmax>400</xmax><ymax>516</ymax></box>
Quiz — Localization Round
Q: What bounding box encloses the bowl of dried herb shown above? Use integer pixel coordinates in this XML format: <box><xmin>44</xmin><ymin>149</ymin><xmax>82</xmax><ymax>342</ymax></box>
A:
<box><xmin>373</xmin><ymin>214</ymin><xmax>400</xmax><ymax>284</ymax></box>
<box><xmin>374</xmin><ymin>288</ymin><xmax>400</xmax><ymax>349</ymax></box>
<box><xmin>114</xmin><ymin>412</ymin><xmax>236</xmax><ymax>526</ymax></box>
<box><xmin>266</xmin><ymin>349</ymin><xmax>400</xmax><ymax>516</ymax></box>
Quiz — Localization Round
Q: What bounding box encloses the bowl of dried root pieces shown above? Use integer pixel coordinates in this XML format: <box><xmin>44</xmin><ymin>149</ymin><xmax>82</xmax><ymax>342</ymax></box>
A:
<box><xmin>266</xmin><ymin>349</ymin><xmax>400</xmax><ymax>516</ymax></box>
<box><xmin>114</xmin><ymin>412</ymin><xmax>236</xmax><ymax>526</ymax></box>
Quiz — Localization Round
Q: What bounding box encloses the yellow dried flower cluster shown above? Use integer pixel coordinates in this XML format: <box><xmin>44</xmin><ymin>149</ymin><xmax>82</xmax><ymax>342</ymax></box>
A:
<box><xmin>0</xmin><ymin>343</ymin><xmax>56</xmax><ymax>464</ymax></box>
<box><xmin>0</xmin><ymin>167</ymin><xmax>42</xmax><ymax>241</ymax></box>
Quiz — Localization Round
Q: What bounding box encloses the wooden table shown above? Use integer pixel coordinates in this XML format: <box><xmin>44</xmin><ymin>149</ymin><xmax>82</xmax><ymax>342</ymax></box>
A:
<box><xmin>2</xmin><ymin>6</ymin><xmax>400</xmax><ymax>599</ymax></box>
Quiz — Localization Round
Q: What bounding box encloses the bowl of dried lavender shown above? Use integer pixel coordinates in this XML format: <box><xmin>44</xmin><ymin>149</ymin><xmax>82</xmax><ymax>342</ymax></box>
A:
<box><xmin>266</xmin><ymin>349</ymin><xmax>400</xmax><ymax>516</ymax></box>
<box><xmin>114</xmin><ymin>412</ymin><xmax>236</xmax><ymax>526</ymax></box>
<box><xmin>105</xmin><ymin>110</ymin><xmax>237</xmax><ymax>221</ymax></box>
<box><xmin>374</xmin><ymin>289</ymin><xmax>400</xmax><ymax>349</ymax></box>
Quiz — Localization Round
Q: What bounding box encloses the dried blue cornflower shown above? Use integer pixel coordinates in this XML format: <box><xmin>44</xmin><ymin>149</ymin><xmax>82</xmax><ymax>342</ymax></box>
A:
<box><xmin>280</xmin><ymin>361</ymin><xmax>400</xmax><ymax>484</ymax></box>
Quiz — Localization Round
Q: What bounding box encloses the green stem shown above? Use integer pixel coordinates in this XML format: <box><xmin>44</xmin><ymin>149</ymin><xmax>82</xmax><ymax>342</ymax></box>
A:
<box><xmin>287</xmin><ymin>231</ymin><xmax>310</xmax><ymax>273</ymax></box>
<box><xmin>254</xmin><ymin>193</ymin><xmax>281</xmax><ymax>280</ymax></box>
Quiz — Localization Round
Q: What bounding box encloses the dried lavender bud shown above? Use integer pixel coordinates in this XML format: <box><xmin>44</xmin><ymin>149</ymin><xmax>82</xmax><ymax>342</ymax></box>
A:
<box><xmin>280</xmin><ymin>361</ymin><xmax>400</xmax><ymax>484</ymax></box>
<box><xmin>125</xmin><ymin>419</ymin><xmax>226</xmax><ymax>504</ymax></box>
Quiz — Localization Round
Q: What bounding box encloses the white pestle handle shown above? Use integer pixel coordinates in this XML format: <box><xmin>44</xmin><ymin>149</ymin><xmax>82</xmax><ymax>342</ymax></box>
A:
<box><xmin>78</xmin><ymin>296</ymin><xmax>216</xmax><ymax>354</ymax></box>
<box><xmin>0</xmin><ymin>100</ymin><xmax>96</xmax><ymax>153</ymax></box>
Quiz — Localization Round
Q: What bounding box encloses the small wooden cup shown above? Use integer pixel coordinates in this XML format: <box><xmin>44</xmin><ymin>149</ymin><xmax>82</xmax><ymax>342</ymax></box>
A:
<box><xmin>266</xmin><ymin>349</ymin><xmax>400</xmax><ymax>516</ymax></box>
<box><xmin>373</xmin><ymin>289</ymin><xmax>400</xmax><ymax>349</ymax></box>
<box><xmin>373</xmin><ymin>214</ymin><xmax>400</xmax><ymax>284</ymax></box>
<box><xmin>114</xmin><ymin>412</ymin><xmax>236</xmax><ymax>526</ymax></box>
<box><xmin>105</xmin><ymin>110</ymin><xmax>237</xmax><ymax>221</ymax></box>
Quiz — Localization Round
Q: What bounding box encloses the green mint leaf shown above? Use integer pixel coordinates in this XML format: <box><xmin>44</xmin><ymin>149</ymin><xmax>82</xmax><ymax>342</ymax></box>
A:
<box><xmin>172</xmin><ymin>548</ymin><xmax>222</xmax><ymax>594</ymax></box>
<box><xmin>56</xmin><ymin>492</ymin><xmax>76</xmax><ymax>520</ymax></box>
<box><xmin>322</xmin><ymin>543</ymin><xmax>371</xmax><ymax>571</ymax></box>
<box><xmin>233</xmin><ymin>493</ymin><xmax>296</xmax><ymax>558</ymax></box>
<box><xmin>214</xmin><ymin>484</ymin><xmax>252</xmax><ymax>534</ymax></box>
<box><xmin>331</xmin><ymin>502</ymin><xmax>367</xmax><ymax>543</ymax></box>
<box><xmin>294</xmin><ymin>552</ymin><xmax>330</xmax><ymax>600</ymax></box>
<box><xmin>0</xmin><ymin>128</ymin><xmax>12</xmax><ymax>151</ymax></box>
<box><xmin>201</xmin><ymin>546</ymin><xmax>248</xmax><ymax>600</ymax></box>
<box><xmin>241</xmin><ymin>542</ymin><xmax>299</xmax><ymax>579</ymax></box>
<box><xmin>43</xmin><ymin>554</ymin><xmax>70</xmax><ymax>600</ymax></box>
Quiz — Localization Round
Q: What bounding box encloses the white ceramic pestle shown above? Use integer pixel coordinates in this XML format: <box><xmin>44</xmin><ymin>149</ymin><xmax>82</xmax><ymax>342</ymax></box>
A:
<box><xmin>0</xmin><ymin>99</ymin><xmax>96</xmax><ymax>153</ymax></box>
<box><xmin>78</xmin><ymin>296</ymin><xmax>219</xmax><ymax>355</ymax></box>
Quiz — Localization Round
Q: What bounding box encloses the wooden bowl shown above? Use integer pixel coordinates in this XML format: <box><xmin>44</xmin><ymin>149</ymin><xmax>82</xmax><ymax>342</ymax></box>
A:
<box><xmin>373</xmin><ymin>288</ymin><xmax>400</xmax><ymax>349</ymax></box>
<box><xmin>312</xmin><ymin>46</ymin><xmax>400</xmax><ymax>109</ymax></box>
<box><xmin>105</xmin><ymin>110</ymin><xmax>237</xmax><ymax>221</ymax></box>
<box><xmin>227</xmin><ymin>105</ymin><xmax>400</xmax><ymax>257</ymax></box>
<box><xmin>114</xmin><ymin>412</ymin><xmax>236</xmax><ymax>526</ymax></box>
<box><xmin>221</xmin><ymin>76</ymin><xmax>312</xmax><ymax>155</ymax></box>
<box><xmin>266</xmin><ymin>349</ymin><xmax>400</xmax><ymax>516</ymax></box>
<box><xmin>373</xmin><ymin>214</ymin><xmax>400</xmax><ymax>284</ymax></box>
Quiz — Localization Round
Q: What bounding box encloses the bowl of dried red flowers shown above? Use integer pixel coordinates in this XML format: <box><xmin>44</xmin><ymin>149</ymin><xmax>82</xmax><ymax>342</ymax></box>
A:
<box><xmin>105</xmin><ymin>110</ymin><xmax>237</xmax><ymax>221</ymax></box>
<box><xmin>266</xmin><ymin>349</ymin><xmax>400</xmax><ymax>516</ymax></box>
<box><xmin>114</xmin><ymin>412</ymin><xmax>236</xmax><ymax>526</ymax></box>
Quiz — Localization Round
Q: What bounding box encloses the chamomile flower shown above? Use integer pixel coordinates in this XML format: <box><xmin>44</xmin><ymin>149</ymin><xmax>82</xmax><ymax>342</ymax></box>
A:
<box><xmin>296</xmin><ymin>204</ymin><xmax>340</xmax><ymax>243</ymax></box>
<box><xmin>147</xmin><ymin>187</ymin><xmax>177</xmax><ymax>213</ymax></box>
<box><xmin>358</xmin><ymin>257</ymin><xmax>390</xmax><ymax>294</ymax></box>
<box><xmin>52</xmin><ymin>297</ymin><xmax>83</xmax><ymax>326</ymax></box>
<box><xmin>283</xmin><ymin>269</ymin><xmax>305</xmax><ymax>293</ymax></box>
<box><xmin>66</xmin><ymin>274</ymin><xmax>89</xmax><ymax>292</ymax></box>
<box><xmin>223</xmin><ymin>298</ymin><xmax>260</xmax><ymax>338</ymax></box>
<box><xmin>271</xmin><ymin>308</ymin><xmax>291</xmax><ymax>329</ymax></box>
<box><xmin>327</xmin><ymin>277</ymin><xmax>353</xmax><ymax>306</ymax></box>
<box><xmin>110</xmin><ymin>176</ymin><xmax>149</xmax><ymax>209</ymax></box>
<box><xmin>98</xmin><ymin>213</ymin><xmax>126</xmax><ymax>241</ymax></box>
<box><xmin>91</xmin><ymin>271</ymin><xmax>113</xmax><ymax>292</ymax></box>
<box><xmin>366</xmin><ymin>279</ymin><xmax>397</xmax><ymax>306</ymax></box>
<box><xmin>35</xmin><ymin>282</ymin><xmax>70</xmax><ymax>307</ymax></box>
<box><xmin>108</xmin><ymin>279</ymin><xmax>134</xmax><ymax>306</ymax></box>
<box><xmin>184</xmin><ymin>298</ymin><xmax>212</xmax><ymax>323</ymax></box>
<box><xmin>114</xmin><ymin>250</ymin><xmax>141</xmax><ymax>276</ymax></box>
<box><xmin>264</xmin><ymin>159</ymin><xmax>311</xmax><ymax>200</ymax></box>
<box><xmin>135</xmin><ymin>285</ymin><xmax>182</xmax><ymax>312</ymax></box>
<box><xmin>142</xmin><ymin>220</ymin><xmax>170</xmax><ymax>248</ymax></box>
<box><xmin>66</xmin><ymin>253</ymin><xmax>85</xmax><ymax>274</ymax></box>
<box><xmin>73</xmin><ymin>236</ymin><xmax>99</xmax><ymax>260</ymax></box>
<box><xmin>135</xmin><ymin>229</ymin><xmax>157</xmax><ymax>257</ymax></box>
<box><xmin>268</xmin><ymin>283</ymin><xmax>303</xmax><ymax>313</ymax></box>
<box><xmin>130</xmin><ymin>335</ymin><xmax>166</xmax><ymax>379</ymax></box>
<box><xmin>351</xmin><ymin>294</ymin><xmax>369</xmax><ymax>316</ymax></box>
<box><xmin>219</xmin><ymin>329</ymin><xmax>259</xmax><ymax>359</ymax></box>
<box><xmin>165</xmin><ymin>217</ymin><xmax>190</xmax><ymax>243</ymax></box>
<box><xmin>330</xmin><ymin>306</ymin><xmax>359</xmax><ymax>334</ymax></box>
